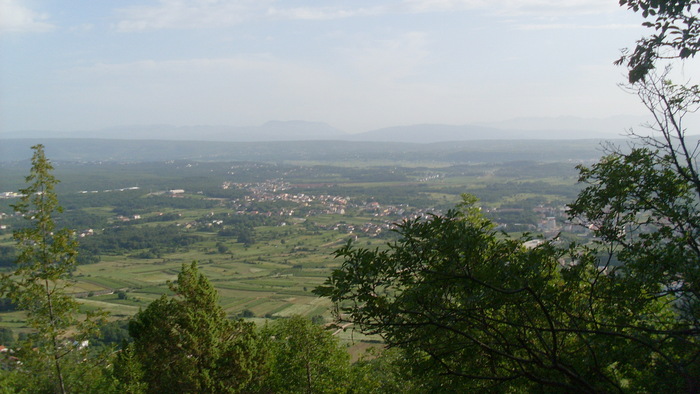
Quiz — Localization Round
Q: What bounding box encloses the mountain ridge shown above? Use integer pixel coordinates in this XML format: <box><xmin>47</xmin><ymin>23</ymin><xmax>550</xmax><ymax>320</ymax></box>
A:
<box><xmin>2</xmin><ymin>117</ymin><xmax>644</xmax><ymax>143</ymax></box>
<box><xmin>0</xmin><ymin>138</ymin><xmax>621</xmax><ymax>164</ymax></box>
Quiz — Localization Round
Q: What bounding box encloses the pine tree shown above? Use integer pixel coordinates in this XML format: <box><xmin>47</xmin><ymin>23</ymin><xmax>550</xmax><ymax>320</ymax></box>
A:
<box><xmin>111</xmin><ymin>342</ymin><xmax>146</xmax><ymax>394</ymax></box>
<box><xmin>128</xmin><ymin>262</ymin><xmax>265</xmax><ymax>392</ymax></box>
<box><xmin>1</xmin><ymin>144</ymin><xmax>105</xmax><ymax>393</ymax></box>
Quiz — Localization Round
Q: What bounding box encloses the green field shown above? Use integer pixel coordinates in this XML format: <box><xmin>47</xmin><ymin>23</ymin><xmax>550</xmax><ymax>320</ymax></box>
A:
<box><xmin>0</xmin><ymin>157</ymin><xmax>588</xmax><ymax>351</ymax></box>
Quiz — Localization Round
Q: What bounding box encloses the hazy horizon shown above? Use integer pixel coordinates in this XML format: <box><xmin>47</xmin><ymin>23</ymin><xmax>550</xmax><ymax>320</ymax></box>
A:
<box><xmin>4</xmin><ymin>1</ymin><xmax>696</xmax><ymax>137</ymax></box>
<box><xmin>1</xmin><ymin>114</ymin><xmax>658</xmax><ymax>134</ymax></box>
<box><xmin>1</xmin><ymin>114</ymin><xmax>666</xmax><ymax>143</ymax></box>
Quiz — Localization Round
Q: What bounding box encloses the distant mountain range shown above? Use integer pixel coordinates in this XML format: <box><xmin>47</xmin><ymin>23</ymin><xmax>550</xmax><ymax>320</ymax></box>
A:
<box><xmin>1</xmin><ymin>116</ymin><xmax>651</xmax><ymax>143</ymax></box>
<box><xmin>1</xmin><ymin>121</ymin><xmax>346</xmax><ymax>142</ymax></box>
<box><xmin>0</xmin><ymin>138</ymin><xmax>614</xmax><ymax>164</ymax></box>
<box><xmin>346</xmin><ymin>123</ymin><xmax>616</xmax><ymax>143</ymax></box>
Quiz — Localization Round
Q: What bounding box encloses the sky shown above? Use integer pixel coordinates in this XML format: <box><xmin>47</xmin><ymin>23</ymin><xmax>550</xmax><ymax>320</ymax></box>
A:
<box><xmin>0</xmin><ymin>0</ymin><xmax>689</xmax><ymax>134</ymax></box>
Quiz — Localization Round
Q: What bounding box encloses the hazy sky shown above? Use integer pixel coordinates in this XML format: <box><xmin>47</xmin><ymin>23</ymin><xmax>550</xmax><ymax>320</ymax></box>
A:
<box><xmin>0</xmin><ymin>0</ymin><xmax>685</xmax><ymax>134</ymax></box>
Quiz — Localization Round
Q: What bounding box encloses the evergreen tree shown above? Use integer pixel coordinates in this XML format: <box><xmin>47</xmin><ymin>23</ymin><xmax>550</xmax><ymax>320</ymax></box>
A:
<box><xmin>110</xmin><ymin>342</ymin><xmax>146</xmax><ymax>394</ymax></box>
<box><xmin>0</xmin><ymin>145</ymin><xmax>106</xmax><ymax>393</ymax></box>
<box><xmin>128</xmin><ymin>262</ymin><xmax>265</xmax><ymax>393</ymax></box>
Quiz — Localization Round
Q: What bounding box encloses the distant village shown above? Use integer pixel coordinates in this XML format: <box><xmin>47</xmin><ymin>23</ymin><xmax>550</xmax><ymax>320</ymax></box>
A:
<box><xmin>217</xmin><ymin>179</ymin><xmax>585</xmax><ymax>239</ymax></box>
<box><xmin>0</xmin><ymin>178</ymin><xmax>590</xmax><ymax>240</ymax></box>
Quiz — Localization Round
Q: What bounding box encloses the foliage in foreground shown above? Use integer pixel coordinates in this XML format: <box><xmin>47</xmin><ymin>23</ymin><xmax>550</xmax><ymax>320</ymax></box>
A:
<box><xmin>258</xmin><ymin>315</ymin><xmax>350</xmax><ymax>393</ymax></box>
<box><xmin>317</xmin><ymin>192</ymin><xmax>699</xmax><ymax>391</ymax></box>
<box><xmin>567</xmin><ymin>73</ymin><xmax>700</xmax><ymax>391</ymax></box>
<box><xmin>120</xmin><ymin>262</ymin><xmax>407</xmax><ymax>393</ymax></box>
<box><xmin>0</xmin><ymin>145</ymin><xmax>107</xmax><ymax>393</ymax></box>
<box><xmin>316</xmin><ymin>195</ymin><xmax>677</xmax><ymax>391</ymax></box>
<box><xmin>126</xmin><ymin>262</ymin><xmax>265</xmax><ymax>393</ymax></box>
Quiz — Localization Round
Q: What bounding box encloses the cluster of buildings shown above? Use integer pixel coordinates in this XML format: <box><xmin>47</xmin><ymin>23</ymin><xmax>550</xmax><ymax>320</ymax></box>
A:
<box><xmin>0</xmin><ymin>178</ymin><xmax>587</xmax><ymax>241</ymax></box>
<box><xmin>224</xmin><ymin>180</ymin><xmax>350</xmax><ymax>217</ymax></box>
<box><xmin>214</xmin><ymin>180</ymin><xmax>449</xmax><ymax>238</ymax></box>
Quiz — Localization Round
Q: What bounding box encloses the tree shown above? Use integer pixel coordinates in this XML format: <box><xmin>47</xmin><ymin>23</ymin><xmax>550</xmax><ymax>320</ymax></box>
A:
<box><xmin>617</xmin><ymin>0</ymin><xmax>700</xmax><ymax>82</ymax></box>
<box><xmin>110</xmin><ymin>342</ymin><xmax>146</xmax><ymax>394</ymax></box>
<box><xmin>576</xmin><ymin>1</ymin><xmax>700</xmax><ymax>387</ymax></box>
<box><xmin>127</xmin><ymin>262</ymin><xmax>265</xmax><ymax>393</ymax></box>
<box><xmin>259</xmin><ymin>315</ymin><xmax>350</xmax><ymax>393</ymax></box>
<box><xmin>567</xmin><ymin>69</ymin><xmax>700</xmax><ymax>391</ymax></box>
<box><xmin>0</xmin><ymin>145</ymin><xmax>106</xmax><ymax>393</ymax></box>
<box><xmin>317</xmin><ymin>195</ymin><xmax>692</xmax><ymax>391</ymax></box>
<box><xmin>349</xmin><ymin>348</ymin><xmax>417</xmax><ymax>393</ymax></box>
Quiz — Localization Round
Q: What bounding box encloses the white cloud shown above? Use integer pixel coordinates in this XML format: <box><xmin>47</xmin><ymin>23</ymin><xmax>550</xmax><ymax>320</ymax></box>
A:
<box><xmin>0</xmin><ymin>0</ymin><xmax>54</xmax><ymax>33</ymax></box>
<box><xmin>114</xmin><ymin>0</ymin><xmax>628</xmax><ymax>31</ymax></box>
<box><xmin>266</xmin><ymin>6</ymin><xmax>386</xmax><ymax>21</ymax></box>
<box><xmin>517</xmin><ymin>23</ymin><xmax>639</xmax><ymax>31</ymax></box>
<box><xmin>402</xmin><ymin>0</ymin><xmax>487</xmax><ymax>12</ymax></box>
<box><xmin>502</xmin><ymin>0</ymin><xmax>621</xmax><ymax>15</ymax></box>
<box><xmin>115</xmin><ymin>1</ymin><xmax>387</xmax><ymax>31</ymax></box>
<box><xmin>403</xmin><ymin>0</ymin><xmax>620</xmax><ymax>16</ymax></box>
<box><xmin>115</xmin><ymin>0</ymin><xmax>270</xmax><ymax>31</ymax></box>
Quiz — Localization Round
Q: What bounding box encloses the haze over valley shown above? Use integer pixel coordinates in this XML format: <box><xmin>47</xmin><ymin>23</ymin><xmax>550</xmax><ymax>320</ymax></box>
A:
<box><xmin>2</xmin><ymin>0</ymin><xmax>700</xmax><ymax>391</ymax></box>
